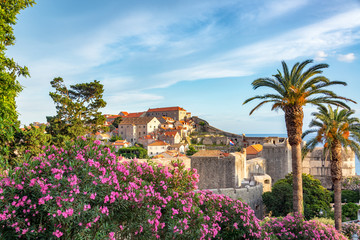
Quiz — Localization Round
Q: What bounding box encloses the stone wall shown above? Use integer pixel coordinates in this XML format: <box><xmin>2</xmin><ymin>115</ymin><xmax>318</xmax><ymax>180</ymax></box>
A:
<box><xmin>303</xmin><ymin>147</ymin><xmax>355</xmax><ymax>189</ymax></box>
<box><xmin>190</xmin><ymin>152</ymin><xmax>246</xmax><ymax>189</ymax></box>
<box><xmin>207</xmin><ymin>185</ymin><xmax>263</xmax><ymax>219</ymax></box>
<box><xmin>262</xmin><ymin>141</ymin><xmax>292</xmax><ymax>184</ymax></box>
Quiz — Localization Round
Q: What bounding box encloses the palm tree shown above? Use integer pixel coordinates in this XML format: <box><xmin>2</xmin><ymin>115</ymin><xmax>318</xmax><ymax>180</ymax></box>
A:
<box><xmin>303</xmin><ymin>105</ymin><xmax>360</xmax><ymax>230</ymax></box>
<box><xmin>243</xmin><ymin>59</ymin><xmax>355</xmax><ymax>215</ymax></box>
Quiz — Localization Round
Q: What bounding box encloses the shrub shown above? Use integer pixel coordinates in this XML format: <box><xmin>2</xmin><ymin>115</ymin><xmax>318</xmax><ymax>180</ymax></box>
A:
<box><xmin>342</xmin><ymin>222</ymin><xmax>360</xmax><ymax>239</ymax></box>
<box><xmin>311</xmin><ymin>217</ymin><xmax>335</xmax><ymax>226</ymax></box>
<box><xmin>342</xmin><ymin>203</ymin><xmax>360</xmax><ymax>221</ymax></box>
<box><xmin>263</xmin><ymin>173</ymin><xmax>331</xmax><ymax>219</ymax></box>
<box><xmin>261</xmin><ymin>213</ymin><xmax>347</xmax><ymax>240</ymax></box>
<box><xmin>0</xmin><ymin>137</ymin><xmax>261</xmax><ymax>239</ymax></box>
<box><xmin>117</xmin><ymin>146</ymin><xmax>148</xmax><ymax>159</ymax></box>
<box><xmin>342</xmin><ymin>190</ymin><xmax>360</xmax><ymax>203</ymax></box>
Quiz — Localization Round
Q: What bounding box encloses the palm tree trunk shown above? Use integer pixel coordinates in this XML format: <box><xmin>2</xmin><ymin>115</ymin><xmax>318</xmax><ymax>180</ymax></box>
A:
<box><xmin>285</xmin><ymin>105</ymin><xmax>304</xmax><ymax>214</ymax></box>
<box><xmin>331</xmin><ymin>140</ymin><xmax>343</xmax><ymax>231</ymax></box>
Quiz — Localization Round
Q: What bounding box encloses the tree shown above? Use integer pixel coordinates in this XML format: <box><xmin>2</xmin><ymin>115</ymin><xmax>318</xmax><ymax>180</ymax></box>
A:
<box><xmin>243</xmin><ymin>59</ymin><xmax>354</xmax><ymax>215</ymax></box>
<box><xmin>47</xmin><ymin>77</ymin><xmax>107</xmax><ymax>144</ymax></box>
<box><xmin>186</xmin><ymin>145</ymin><xmax>198</xmax><ymax>156</ymax></box>
<box><xmin>303</xmin><ymin>105</ymin><xmax>360</xmax><ymax>230</ymax></box>
<box><xmin>0</xmin><ymin>0</ymin><xmax>35</xmax><ymax>160</ymax></box>
<box><xmin>112</xmin><ymin>116</ymin><xmax>122</xmax><ymax>129</ymax></box>
<box><xmin>263</xmin><ymin>173</ymin><xmax>332</xmax><ymax>220</ymax></box>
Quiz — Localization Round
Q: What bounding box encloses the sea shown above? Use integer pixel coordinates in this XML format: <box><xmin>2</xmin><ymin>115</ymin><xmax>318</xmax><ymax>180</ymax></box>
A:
<box><xmin>244</xmin><ymin>133</ymin><xmax>360</xmax><ymax>175</ymax></box>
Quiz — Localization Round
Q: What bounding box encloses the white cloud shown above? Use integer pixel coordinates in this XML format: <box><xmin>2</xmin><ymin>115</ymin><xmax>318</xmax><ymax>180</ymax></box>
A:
<box><xmin>314</xmin><ymin>51</ymin><xmax>328</xmax><ymax>61</ymax></box>
<box><xmin>337</xmin><ymin>53</ymin><xmax>356</xmax><ymax>62</ymax></box>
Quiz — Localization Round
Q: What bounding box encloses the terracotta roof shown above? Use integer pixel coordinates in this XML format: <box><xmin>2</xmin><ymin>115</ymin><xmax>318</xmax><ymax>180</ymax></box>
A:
<box><xmin>119</xmin><ymin>111</ymin><xmax>128</xmax><ymax>116</ymax></box>
<box><xmin>106</xmin><ymin>115</ymin><xmax>121</xmax><ymax>119</ymax></box>
<box><xmin>246</xmin><ymin>144</ymin><xmax>263</xmax><ymax>155</ymax></box>
<box><xmin>119</xmin><ymin>117</ymin><xmax>158</xmax><ymax>125</ymax></box>
<box><xmin>148</xmin><ymin>140</ymin><xmax>170</xmax><ymax>146</ymax></box>
<box><xmin>192</xmin><ymin>150</ymin><xmax>224</xmax><ymax>157</ymax></box>
<box><xmin>164</xmin><ymin>131</ymin><xmax>178</xmax><ymax>137</ymax></box>
<box><xmin>147</xmin><ymin>107</ymin><xmax>186</xmax><ymax>112</ymax></box>
<box><xmin>124</xmin><ymin>112</ymin><xmax>145</xmax><ymax>118</ymax></box>
<box><xmin>169</xmin><ymin>143</ymin><xmax>187</xmax><ymax>148</ymax></box>
<box><xmin>140</xmin><ymin>135</ymin><xmax>153</xmax><ymax>140</ymax></box>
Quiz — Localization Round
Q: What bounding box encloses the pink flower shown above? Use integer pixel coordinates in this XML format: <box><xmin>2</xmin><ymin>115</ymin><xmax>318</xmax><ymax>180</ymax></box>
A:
<box><xmin>53</xmin><ymin>230</ymin><xmax>63</xmax><ymax>238</ymax></box>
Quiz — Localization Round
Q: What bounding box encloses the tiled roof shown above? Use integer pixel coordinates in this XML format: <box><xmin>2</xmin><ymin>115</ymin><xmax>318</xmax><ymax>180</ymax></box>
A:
<box><xmin>119</xmin><ymin>111</ymin><xmax>128</xmax><ymax>116</ymax></box>
<box><xmin>106</xmin><ymin>115</ymin><xmax>121</xmax><ymax>119</ymax></box>
<box><xmin>246</xmin><ymin>144</ymin><xmax>263</xmax><ymax>155</ymax></box>
<box><xmin>140</xmin><ymin>135</ymin><xmax>153</xmax><ymax>140</ymax></box>
<box><xmin>148</xmin><ymin>140</ymin><xmax>170</xmax><ymax>146</ymax></box>
<box><xmin>124</xmin><ymin>112</ymin><xmax>145</xmax><ymax>118</ymax></box>
<box><xmin>164</xmin><ymin>131</ymin><xmax>178</xmax><ymax>137</ymax></box>
<box><xmin>147</xmin><ymin>106</ymin><xmax>186</xmax><ymax>112</ymax></box>
<box><xmin>119</xmin><ymin>117</ymin><xmax>157</xmax><ymax>125</ymax></box>
<box><xmin>192</xmin><ymin>150</ymin><xmax>224</xmax><ymax>157</ymax></box>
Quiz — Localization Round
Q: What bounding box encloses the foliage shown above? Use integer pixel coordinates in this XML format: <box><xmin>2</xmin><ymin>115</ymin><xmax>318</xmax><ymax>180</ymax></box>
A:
<box><xmin>342</xmin><ymin>222</ymin><xmax>360</xmax><ymax>239</ymax></box>
<box><xmin>342</xmin><ymin>203</ymin><xmax>360</xmax><ymax>221</ymax></box>
<box><xmin>261</xmin><ymin>213</ymin><xmax>347</xmax><ymax>239</ymax></box>
<box><xmin>109</xmin><ymin>135</ymin><xmax>122</xmax><ymax>143</ymax></box>
<box><xmin>263</xmin><ymin>173</ymin><xmax>331</xmax><ymax>219</ymax></box>
<box><xmin>16</xmin><ymin>124</ymin><xmax>51</xmax><ymax>157</ymax></box>
<box><xmin>341</xmin><ymin>190</ymin><xmax>360</xmax><ymax>203</ymax></box>
<box><xmin>311</xmin><ymin>217</ymin><xmax>335</xmax><ymax>227</ymax></box>
<box><xmin>0</xmin><ymin>0</ymin><xmax>35</xmax><ymax>160</ymax></box>
<box><xmin>186</xmin><ymin>145</ymin><xmax>198</xmax><ymax>156</ymax></box>
<box><xmin>117</xmin><ymin>146</ymin><xmax>148</xmax><ymax>159</ymax></box>
<box><xmin>303</xmin><ymin>105</ymin><xmax>360</xmax><ymax>160</ymax></box>
<box><xmin>0</xmin><ymin>138</ymin><xmax>262</xmax><ymax>239</ymax></box>
<box><xmin>111</xmin><ymin>116</ymin><xmax>122</xmax><ymax>129</ymax></box>
<box><xmin>46</xmin><ymin>77</ymin><xmax>107</xmax><ymax>145</ymax></box>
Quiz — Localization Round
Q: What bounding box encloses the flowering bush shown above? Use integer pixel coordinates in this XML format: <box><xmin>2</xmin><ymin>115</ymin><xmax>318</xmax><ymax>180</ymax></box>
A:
<box><xmin>0</xmin><ymin>137</ymin><xmax>261</xmax><ymax>239</ymax></box>
<box><xmin>342</xmin><ymin>222</ymin><xmax>360</xmax><ymax>239</ymax></box>
<box><xmin>261</xmin><ymin>213</ymin><xmax>347</xmax><ymax>240</ymax></box>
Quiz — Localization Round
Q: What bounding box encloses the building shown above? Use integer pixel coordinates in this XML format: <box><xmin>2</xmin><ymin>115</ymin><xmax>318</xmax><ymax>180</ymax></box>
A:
<box><xmin>158</xmin><ymin>131</ymin><xmax>181</xmax><ymax>145</ymax></box>
<box><xmin>137</xmin><ymin>134</ymin><xmax>156</xmax><ymax>147</ymax></box>
<box><xmin>110</xmin><ymin>140</ymin><xmax>131</xmax><ymax>150</ymax></box>
<box><xmin>246</xmin><ymin>144</ymin><xmax>263</xmax><ymax>160</ymax></box>
<box><xmin>118</xmin><ymin>117</ymin><xmax>160</xmax><ymax>144</ymax></box>
<box><xmin>169</xmin><ymin>143</ymin><xmax>189</xmax><ymax>154</ymax></box>
<box><xmin>190</xmin><ymin>150</ymin><xmax>246</xmax><ymax>189</ymax></box>
<box><xmin>147</xmin><ymin>140</ymin><xmax>170</xmax><ymax>157</ymax></box>
<box><xmin>145</xmin><ymin>107</ymin><xmax>187</xmax><ymax>121</ymax></box>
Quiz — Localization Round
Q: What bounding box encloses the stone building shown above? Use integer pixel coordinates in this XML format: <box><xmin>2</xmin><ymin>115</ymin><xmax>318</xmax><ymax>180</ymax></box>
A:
<box><xmin>190</xmin><ymin>150</ymin><xmax>246</xmax><ymax>189</ymax></box>
<box><xmin>302</xmin><ymin>147</ymin><xmax>355</xmax><ymax>189</ymax></box>
<box><xmin>261</xmin><ymin>140</ymin><xmax>292</xmax><ymax>184</ymax></box>
<box><xmin>145</xmin><ymin>107</ymin><xmax>188</xmax><ymax>121</ymax></box>
<box><xmin>118</xmin><ymin>117</ymin><xmax>160</xmax><ymax>144</ymax></box>
<box><xmin>147</xmin><ymin>140</ymin><xmax>170</xmax><ymax>157</ymax></box>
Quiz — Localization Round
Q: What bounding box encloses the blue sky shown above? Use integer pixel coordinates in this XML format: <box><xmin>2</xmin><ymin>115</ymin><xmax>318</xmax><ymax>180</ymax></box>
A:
<box><xmin>8</xmin><ymin>0</ymin><xmax>360</xmax><ymax>134</ymax></box>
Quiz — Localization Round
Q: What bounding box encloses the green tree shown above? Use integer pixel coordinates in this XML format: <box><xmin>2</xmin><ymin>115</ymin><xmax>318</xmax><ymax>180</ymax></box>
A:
<box><xmin>303</xmin><ymin>105</ymin><xmax>360</xmax><ymax>230</ymax></box>
<box><xmin>109</xmin><ymin>135</ymin><xmax>122</xmax><ymax>142</ymax></box>
<box><xmin>342</xmin><ymin>203</ymin><xmax>360</xmax><ymax>221</ymax></box>
<box><xmin>244</xmin><ymin>59</ymin><xmax>354</xmax><ymax>215</ymax></box>
<box><xmin>263</xmin><ymin>173</ymin><xmax>332</xmax><ymax>220</ymax></box>
<box><xmin>17</xmin><ymin>124</ymin><xmax>50</xmax><ymax>157</ymax></box>
<box><xmin>118</xmin><ymin>146</ymin><xmax>148</xmax><ymax>159</ymax></box>
<box><xmin>112</xmin><ymin>116</ymin><xmax>122</xmax><ymax>129</ymax></box>
<box><xmin>0</xmin><ymin>0</ymin><xmax>35</xmax><ymax>160</ymax></box>
<box><xmin>47</xmin><ymin>77</ymin><xmax>107</xmax><ymax>144</ymax></box>
<box><xmin>186</xmin><ymin>145</ymin><xmax>198</xmax><ymax>156</ymax></box>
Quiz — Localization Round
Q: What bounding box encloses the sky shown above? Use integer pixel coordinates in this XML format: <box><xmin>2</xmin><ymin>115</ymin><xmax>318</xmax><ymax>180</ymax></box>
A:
<box><xmin>8</xmin><ymin>0</ymin><xmax>360</xmax><ymax>134</ymax></box>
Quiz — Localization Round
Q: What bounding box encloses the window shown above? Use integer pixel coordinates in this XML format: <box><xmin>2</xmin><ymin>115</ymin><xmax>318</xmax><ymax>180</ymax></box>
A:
<box><xmin>143</xmin><ymin>132</ymin><xmax>145</xmax><ymax>134</ymax></box>
<box><xmin>121</xmin><ymin>126</ymin><xmax>123</xmax><ymax>128</ymax></box>
<box><xmin>264</xmin><ymin>180</ymin><xmax>270</xmax><ymax>184</ymax></box>
<box><xmin>121</xmin><ymin>132</ymin><xmax>123</xmax><ymax>134</ymax></box>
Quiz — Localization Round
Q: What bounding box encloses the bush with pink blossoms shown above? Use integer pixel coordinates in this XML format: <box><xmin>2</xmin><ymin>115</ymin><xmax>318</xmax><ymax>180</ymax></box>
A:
<box><xmin>0</xmin><ymin>137</ymin><xmax>261</xmax><ymax>239</ymax></box>
<box><xmin>261</xmin><ymin>213</ymin><xmax>347</xmax><ymax>240</ymax></box>
<box><xmin>342</xmin><ymin>222</ymin><xmax>360</xmax><ymax>239</ymax></box>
